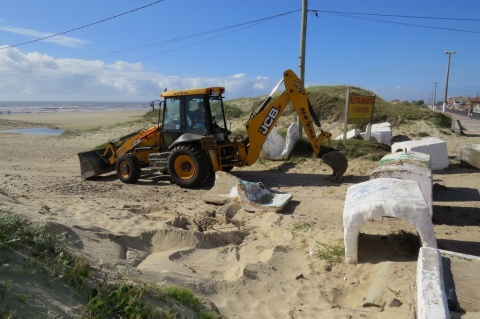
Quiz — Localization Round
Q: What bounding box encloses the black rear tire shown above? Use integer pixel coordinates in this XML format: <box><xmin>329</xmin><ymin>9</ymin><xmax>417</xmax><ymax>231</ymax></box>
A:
<box><xmin>168</xmin><ymin>144</ymin><xmax>211</xmax><ymax>188</ymax></box>
<box><xmin>116</xmin><ymin>154</ymin><xmax>141</xmax><ymax>183</ymax></box>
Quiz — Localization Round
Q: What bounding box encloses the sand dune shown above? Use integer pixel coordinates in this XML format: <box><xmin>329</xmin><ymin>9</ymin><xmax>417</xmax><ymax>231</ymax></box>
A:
<box><xmin>0</xmin><ymin>111</ymin><xmax>479</xmax><ymax>318</ymax></box>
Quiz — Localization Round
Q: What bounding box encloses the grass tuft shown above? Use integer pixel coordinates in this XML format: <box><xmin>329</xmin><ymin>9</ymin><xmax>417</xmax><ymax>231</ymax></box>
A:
<box><xmin>292</xmin><ymin>222</ymin><xmax>311</xmax><ymax>232</ymax></box>
<box><xmin>315</xmin><ymin>242</ymin><xmax>344</xmax><ymax>265</ymax></box>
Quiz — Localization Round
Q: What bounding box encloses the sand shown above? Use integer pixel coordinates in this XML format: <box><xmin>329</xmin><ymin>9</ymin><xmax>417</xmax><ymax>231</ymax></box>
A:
<box><xmin>0</xmin><ymin>110</ymin><xmax>479</xmax><ymax>318</ymax></box>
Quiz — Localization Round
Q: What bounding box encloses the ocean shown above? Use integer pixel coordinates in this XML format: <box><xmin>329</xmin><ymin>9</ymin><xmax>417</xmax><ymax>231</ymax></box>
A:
<box><xmin>0</xmin><ymin>101</ymin><xmax>151</xmax><ymax>115</ymax></box>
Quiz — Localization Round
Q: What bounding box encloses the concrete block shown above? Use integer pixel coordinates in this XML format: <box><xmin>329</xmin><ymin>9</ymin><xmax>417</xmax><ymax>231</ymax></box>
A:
<box><xmin>371</xmin><ymin>122</ymin><xmax>391</xmax><ymax>129</ymax></box>
<box><xmin>379</xmin><ymin>151</ymin><xmax>431</xmax><ymax>169</ymax></box>
<box><xmin>371</xmin><ymin>126</ymin><xmax>392</xmax><ymax>145</ymax></box>
<box><xmin>460</xmin><ymin>143</ymin><xmax>480</xmax><ymax>169</ymax></box>
<box><xmin>335</xmin><ymin>128</ymin><xmax>360</xmax><ymax>141</ymax></box>
<box><xmin>343</xmin><ymin>178</ymin><xmax>436</xmax><ymax>265</ymax></box>
<box><xmin>441</xmin><ymin>256</ymin><xmax>458</xmax><ymax>311</ymax></box>
<box><xmin>359</xmin><ymin>132</ymin><xmax>381</xmax><ymax>143</ymax></box>
<box><xmin>237</xmin><ymin>181</ymin><xmax>292</xmax><ymax>213</ymax></box>
<box><xmin>391</xmin><ymin>137</ymin><xmax>448</xmax><ymax>170</ymax></box>
<box><xmin>417</xmin><ymin>247</ymin><xmax>449</xmax><ymax>319</ymax></box>
<box><xmin>261</xmin><ymin>122</ymin><xmax>299</xmax><ymax>160</ymax></box>
<box><xmin>370</xmin><ymin>163</ymin><xmax>433</xmax><ymax>217</ymax></box>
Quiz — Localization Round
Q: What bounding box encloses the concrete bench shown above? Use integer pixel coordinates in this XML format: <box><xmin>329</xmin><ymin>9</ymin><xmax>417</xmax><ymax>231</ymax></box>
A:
<box><xmin>391</xmin><ymin>137</ymin><xmax>448</xmax><ymax>170</ymax></box>
<box><xmin>343</xmin><ymin>178</ymin><xmax>437</xmax><ymax>265</ymax></box>
<box><xmin>379</xmin><ymin>150</ymin><xmax>431</xmax><ymax>169</ymax></box>
<box><xmin>417</xmin><ymin>247</ymin><xmax>449</xmax><ymax>319</ymax></box>
<box><xmin>370</xmin><ymin>163</ymin><xmax>433</xmax><ymax>217</ymax></box>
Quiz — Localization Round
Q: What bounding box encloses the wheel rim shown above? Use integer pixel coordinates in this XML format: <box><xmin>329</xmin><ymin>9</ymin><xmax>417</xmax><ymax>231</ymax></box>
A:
<box><xmin>173</xmin><ymin>155</ymin><xmax>195</xmax><ymax>180</ymax></box>
<box><xmin>119</xmin><ymin>161</ymin><xmax>131</xmax><ymax>179</ymax></box>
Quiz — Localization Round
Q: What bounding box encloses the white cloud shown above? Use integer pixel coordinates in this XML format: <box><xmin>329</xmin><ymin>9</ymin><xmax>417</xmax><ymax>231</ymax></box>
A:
<box><xmin>230</xmin><ymin>73</ymin><xmax>246</xmax><ymax>79</ymax></box>
<box><xmin>0</xmin><ymin>48</ymin><xmax>275</xmax><ymax>101</ymax></box>
<box><xmin>0</xmin><ymin>26</ymin><xmax>88</xmax><ymax>47</ymax></box>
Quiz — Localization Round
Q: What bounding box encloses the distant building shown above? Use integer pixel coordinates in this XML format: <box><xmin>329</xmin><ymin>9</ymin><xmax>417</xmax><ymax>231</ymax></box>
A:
<box><xmin>448</xmin><ymin>96</ymin><xmax>467</xmax><ymax>109</ymax></box>
<box><xmin>467</xmin><ymin>96</ymin><xmax>480</xmax><ymax>113</ymax></box>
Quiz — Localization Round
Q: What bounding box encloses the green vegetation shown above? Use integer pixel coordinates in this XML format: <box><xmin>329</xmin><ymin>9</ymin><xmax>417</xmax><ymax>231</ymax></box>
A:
<box><xmin>389</xmin><ymin>288</ymin><xmax>402</xmax><ymax>298</ymax></box>
<box><xmin>223</xmin><ymin>103</ymin><xmax>244</xmax><ymax>118</ymax></box>
<box><xmin>314</xmin><ymin>242</ymin><xmax>344</xmax><ymax>265</ymax></box>
<box><xmin>413</xmin><ymin>131</ymin><xmax>430</xmax><ymax>138</ymax></box>
<box><xmin>289</xmin><ymin>136</ymin><xmax>389</xmax><ymax>162</ymax></box>
<box><xmin>0</xmin><ymin>208</ymin><xmax>223</xmax><ymax>319</ymax></box>
<box><xmin>225</xmin><ymin>84</ymin><xmax>452</xmax><ymax>131</ymax></box>
<box><xmin>222</xmin><ymin>84</ymin><xmax>454</xmax><ymax>164</ymax></box>
<box><xmin>292</xmin><ymin>222</ymin><xmax>311</xmax><ymax>232</ymax></box>
<box><xmin>340</xmin><ymin>138</ymin><xmax>391</xmax><ymax>161</ymax></box>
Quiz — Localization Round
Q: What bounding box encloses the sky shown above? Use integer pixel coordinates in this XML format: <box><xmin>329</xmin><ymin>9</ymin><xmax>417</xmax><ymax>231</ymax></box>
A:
<box><xmin>1</xmin><ymin>0</ymin><xmax>479</xmax><ymax>102</ymax></box>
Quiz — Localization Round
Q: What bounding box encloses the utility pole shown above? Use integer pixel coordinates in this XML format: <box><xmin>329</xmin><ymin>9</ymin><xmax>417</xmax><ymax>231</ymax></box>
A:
<box><xmin>433</xmin><ymin>82</ymin><xmax>438</xmax><ymax>110</ymax></box>
<box><xmin>442</xmin><ymin>51</ymin><xmax>456</xmax><ymax>114</ymax></box>
<box><xmin>297</xmin><ymin>0</ymin><xmax>308</xmax><ymax>137</ymax></box>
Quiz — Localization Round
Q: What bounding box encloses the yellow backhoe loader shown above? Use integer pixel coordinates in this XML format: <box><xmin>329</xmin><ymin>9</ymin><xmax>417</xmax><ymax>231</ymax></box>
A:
<box><xmin>78</xmin><ymin>69</ymin><xmax>348</xmax><ymax>188</ymax></box>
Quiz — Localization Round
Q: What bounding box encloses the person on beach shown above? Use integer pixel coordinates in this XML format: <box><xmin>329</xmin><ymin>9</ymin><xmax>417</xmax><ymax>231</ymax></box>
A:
<box><xmin>467</xmin><ymin>104</ymin><xmax>473</xmax><ymax>119</ymax></box>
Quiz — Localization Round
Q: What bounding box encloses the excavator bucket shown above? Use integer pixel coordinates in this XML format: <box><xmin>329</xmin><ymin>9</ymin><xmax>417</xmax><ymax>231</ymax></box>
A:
<box><xmin>320</xmin><ymin>149</ymin><xmax>349</xmax><ymax>182</ymax></box>
<box><xmin>78</xmin><ymin>149</ymin><xmax>115</xmax><ymax>179</ymax></box>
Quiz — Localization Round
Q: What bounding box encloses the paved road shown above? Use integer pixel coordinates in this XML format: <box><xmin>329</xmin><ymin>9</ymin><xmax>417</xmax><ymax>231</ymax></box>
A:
<box><xmin>445</xmin><ymin>109</ymin><xmax>480</xmax><ymax>136</ymax></box>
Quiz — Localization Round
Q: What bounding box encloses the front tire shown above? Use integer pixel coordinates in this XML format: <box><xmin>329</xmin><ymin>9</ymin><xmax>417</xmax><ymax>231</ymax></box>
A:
<box><xmin>116</xmin><ymin>154</ymin><xmax>141</xmax><ymax>183</ymax></box>
<box><xmin>168</xmin><ymin>144</ymin><xmax>210</xmax><ymax>188</ymax></box>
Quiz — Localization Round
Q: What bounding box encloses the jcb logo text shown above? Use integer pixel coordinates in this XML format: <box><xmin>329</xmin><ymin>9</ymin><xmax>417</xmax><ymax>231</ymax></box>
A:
<box><xmin>259</xmin><ymin>107</ymin><xmax>280</xmax><ymax>135</ymax></box>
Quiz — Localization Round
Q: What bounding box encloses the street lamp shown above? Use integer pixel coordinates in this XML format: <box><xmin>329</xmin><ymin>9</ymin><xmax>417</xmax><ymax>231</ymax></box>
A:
<box><xmin>442</xmin><ymin>51</ymin><xmax>456</xmax><ymax>114</ymax></box>
<box><xmin>433</xmin><ymin>82</ymin><xmax>438</xmax><ymax>110</ymax></box>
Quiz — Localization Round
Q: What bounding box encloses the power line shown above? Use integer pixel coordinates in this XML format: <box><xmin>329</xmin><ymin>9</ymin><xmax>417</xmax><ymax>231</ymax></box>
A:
<box><xmin>0</xmin><ymin>9</ymin><xmax>299</xmax><ymax>78</ymax></box>
<box><xmin>0</xmin><ymin>10</ymin><xmax>299</xmax><ymax>89</ymax></box>
<box><xmin>316</xmin><ymin>10</ymin><xmax>480</xmax><ymax>22</ymax></box>
<box><xmin>312</xmin><ymin>9</ymin><xmax>480</xmax><ymax>34</ymax></box>
<box><xmin>0</xmin><ymin>0</ymin><xmax>167</xmax><ymax>50</ymax></box>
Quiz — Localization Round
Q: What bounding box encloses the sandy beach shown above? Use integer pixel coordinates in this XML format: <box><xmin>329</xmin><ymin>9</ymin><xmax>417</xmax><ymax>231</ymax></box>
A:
<box><xmin>0</xmin><ymin>110</ymin><xmax>479</xmax><ymax>318</ymax></box>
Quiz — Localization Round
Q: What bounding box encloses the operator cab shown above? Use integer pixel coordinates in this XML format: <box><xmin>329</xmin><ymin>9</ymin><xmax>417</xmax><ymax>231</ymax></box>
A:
<box><xmin>160</xmin><ymin>87</ymin><xmax>229</xmax><ymax>146</ymax></box>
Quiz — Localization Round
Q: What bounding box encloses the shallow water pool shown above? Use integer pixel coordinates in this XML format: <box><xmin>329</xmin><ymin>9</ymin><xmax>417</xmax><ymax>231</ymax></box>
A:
<box><xmin>0</xmin><ymin>127</ymin><xmax>64</xmax><ymax>136</ymax></box>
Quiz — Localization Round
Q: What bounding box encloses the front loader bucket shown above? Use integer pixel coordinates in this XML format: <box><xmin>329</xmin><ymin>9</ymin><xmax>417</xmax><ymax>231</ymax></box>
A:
<box><xmin>78</xmin><ymin>149</ymin><xmax>115</xmax><ymax>179</ymax></box>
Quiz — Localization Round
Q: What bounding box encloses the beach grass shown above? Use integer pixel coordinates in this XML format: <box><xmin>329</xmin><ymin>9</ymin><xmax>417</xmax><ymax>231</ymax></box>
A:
<box><xmin>0</xmin><ymin>207</ymin><xmax>223</xmax><ymax>319</ymax></box>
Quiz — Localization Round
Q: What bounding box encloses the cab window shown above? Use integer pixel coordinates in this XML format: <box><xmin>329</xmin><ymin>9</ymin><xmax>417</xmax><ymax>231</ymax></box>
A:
<box><xmin>163</xmin><ymin>97</ymin><xmax>181</xmax><ymax>130</ymax></box>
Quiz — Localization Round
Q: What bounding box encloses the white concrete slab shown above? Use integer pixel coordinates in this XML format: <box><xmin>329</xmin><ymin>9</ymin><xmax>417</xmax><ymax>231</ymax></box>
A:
<box><xmin>204</xmin><ymin>171</ymin><xmax>240</xmax><ymax>205</ymax></box>
<box><xmin>237</xmin><ymin>180</ymin><xmax>292</xmax><ymax>213</ymax></box>
<box><xmin>335</xmin><ymin>128</ymin><xmax>360</xmax><ymax>141</ymax></box>
<box><xmin>371</xmin><ymin>126</ymin><xmax>392</xmax><ymax>145</ymax></box>
<box><xmin>379</xmin><ymin>151</ymin><xmax>431</xmax><ymax>169</ymax></box>
<box><xmin>359</xmin><ymin>131</ymin><xmax>381</xmax><ymax>143</ymax></box>
<box><xmin>357</xmin><ymin>122</ymin><xmax>392</xmax><ymax>145</ymax></box>
<box><xmin>370</xmin><ymin>163</ymin><xmax>433</xmax><ymax>217</ymax></box>
<box><xmin>371</xmin><ymin>122</ymin><xmax>392</xmax><ymax>129</ymax></box>
<box><xmin>261</xmin><ymin>122</ymin><xmax>299</xmax><ymax>160</ymax></box>
<box><xmin>391</xmin><ymin>137</ymin><xmax>449</xmax><ymax>170</ymax></box>
<box><xmin>343</xmin><ymin>178</ymin><xmax>436</xmax><ymax>265</ymax></box>
<box><xmin>417</xmin><ymin>247</ymin><xmax>449</xmax><ymax>319</ymax></box>
<box><xmin>205</xmin><ymin>172</ymin><xmax>292</xmax><ymax>213</ymax></box>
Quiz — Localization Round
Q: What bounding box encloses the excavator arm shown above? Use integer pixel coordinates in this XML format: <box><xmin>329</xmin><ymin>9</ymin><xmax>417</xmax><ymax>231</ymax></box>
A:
<box><xmin>244</xmin><ymin>69</ymin><xmax>347</xmax><ymax>181</ymax></box>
